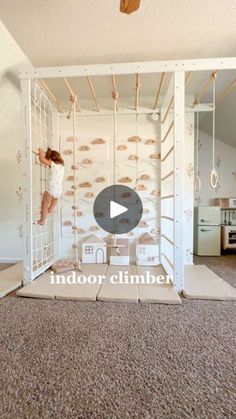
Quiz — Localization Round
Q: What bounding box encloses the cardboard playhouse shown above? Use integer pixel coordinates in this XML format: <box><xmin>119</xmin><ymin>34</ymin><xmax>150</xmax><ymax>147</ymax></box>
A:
<box><xmin>109</xmin><ymin>237</ymin><xmax>130</xmax><ymax>265</ymax></box>
<box><xmin>136</xmin><ymin>233</ymin><xmax>160</xmax><ymax>266</ymax></box>
<box><xmin>81</xmin><ymin>235</ymin><xmax>107</xmax><ymax>264</ymax></box>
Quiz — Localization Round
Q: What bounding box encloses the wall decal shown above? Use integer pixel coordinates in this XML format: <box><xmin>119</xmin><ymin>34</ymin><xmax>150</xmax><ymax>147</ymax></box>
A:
<box><xmin>79</xmin><ymin>145</ymin><xmax>90</xmax><ymax>151</ymax></box>
<box><xmin>63</xmin><ymin>149</ymin><xmax>73</xmax><ymax>155</ymax></box>
<box><xmin>139</xmin><ymin>174</ymin><xmax>151</xmax><ymax>180</ymax></box>
<box><xmin>215</xmin><ymin>156</ymin><xmax>221</xmax><ymax>168</ymax></box>
<box><xmin>16</xmin><ymin>150</ymin><xmax>22</xmax><ymax>164</ymax></box>
<box><xmin>117</xmin><ymin>144</ymin><xmax>128</xmax><ymax>151</ymax></box>
<box><xmin>136</xmin><ymin>184</ymin><xmax>147</xmax><ymax>191</ymax></box>
<box><xmin>76</xmin><ymin>228</ymin><xmax>86</xmax><ymax>234</ymax></box>
<box><xmin>145</xmin><ymin>139</ymin><xmax>156</xmax><ymax>145</ymax></box>
<box><xmin>82</xmin><ymin>158</ymin><xmax>93</xmax><ymax>165</ymax></box>
<box><xmin>71</xmin><ymin>165</ymin><xmax>79</xmax><ymax>170</ymax></box>
<box><xmin>232</xmin><ymin>171</ymin><xmax>236</xmax><ymax>182</ymax></box>
<box><xmin>16</xmin><ymin>186</ymin><xmax>23</xmax><ymax>201</ymax></box>
<box><xmin>96</xmin><ymin>176</ymin><xmax>106</xmax><ymax>183</ymax></box>
<box><xmin>67</xmin><ymin>136</ymin><xmax>78</xmax><ymax>142</ymax></box>
<box><xmin>129</xmin><ymin>154</ymin><xmax>139</xmax><ymax>160</ymax></box>
<box><xmin>121</xmin><ymin>192</ymin><xmax>131</xmax><ymax>198</ymax></box>
<box><xmin>184</xmin><ymin>208</ymin><xmax>193</xmax><ymax>223</ymax></box>
<box><xmin>79</xmin><ymin>182</ymin><xmax>92</xmax><ymax>188</ymax></box>
<box><xmin>119</xmin><ymin>218</ymin><xmax>129</xmax><ymax>224</ymax></box>
<box><xmin>63</xmin><ymin>221</ymin><xmax>73</xmax><ymax>226</ymax></box>
<box><xmin>187</xmin><ymin>123</ymin><xmax>194</xmax><ymax>136</ymax></box>
<box><xmin>84</xmin><ymin>192</ymin><xmax>94</xmax><ymax>198</ymax></box>
<box><xmin>186</xmin><ymin>162</ymin><xmax>194</xmax><ymax>178</ymax></box>
<box><xmin>91</xmin><ymin>138</ymin><xmax>106</xmax><ymax>144</ymax></box>
<box><xmin>195</xmin><ymin>196</ymin><xmax>202</xmax><ymax>205</ymax></box>
<box><xmin>118</xmin><ymin>176</ymin><xmax>132</xmax><ymax>183</ymax></box>
<box><xmin>151</xmin><ymin>190</ymin><xmax>160</xmax><ymax>196</ymax></box>
<box><xmin>150</xmin><ymin>152</ymin><xmax>161</xmax><ymax>160</ymax></box>
<box><xmin>89</xmin><ymin>225</ymin><xmax>100</xmax><ymax>231</ymax></box>
<box><xmin>76</xmin><ymin>210</ymin><xmax>83</xmax><ymax>217</ymax></box>
<box><xmin>127</xmin><ymin>135</ymin><xmax>141</xmax><ymax>142</ymax></box>
<box><xmin>139</xmin><ymin>221</ymin><xmax>149</xmax><ymax>228</ymax></box>
<box><xmin>143</xmin><ymin>208</ymin><xmax>150</xmax><ymax>214</ymax></box>
<box><xmin>17</xmin><ymin>224</ymin><xmax>23</xmax><ymax>238</ymax></box>
<box><xmin>67</xmin><ymin>175</ymin><xmax>75</xmax><ymax>182</ymax></box>
<box><xmin>151</xmin><ymin>228</ymin><xmax>160</xmax><ymax>235</ymax></box>
<box><xmin>65</xmin><ymin>190</ymin><xmax>74</xmax><ymax>196</ymax></box>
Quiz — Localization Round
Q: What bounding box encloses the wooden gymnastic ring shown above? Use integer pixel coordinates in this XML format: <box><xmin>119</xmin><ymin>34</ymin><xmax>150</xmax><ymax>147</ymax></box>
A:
<box><xmin>194</xmin><ymin>175</ymin><xmax>201</xmax><ymax>192</ymax></box>
<box><xmin>210</xmin><ymin>168</ymin><xmax>219</xmax><ymax>189</ymax></box>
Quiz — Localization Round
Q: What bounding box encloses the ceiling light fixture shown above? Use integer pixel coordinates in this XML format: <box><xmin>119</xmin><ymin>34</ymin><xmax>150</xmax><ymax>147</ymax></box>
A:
<box><xmin>120</xmin><ymin>0</ymin><xmax>141</xmax><ymax>15</ymax></box>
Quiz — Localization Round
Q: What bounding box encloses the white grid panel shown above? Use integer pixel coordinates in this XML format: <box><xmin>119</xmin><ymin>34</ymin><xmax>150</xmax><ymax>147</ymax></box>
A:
<box><xmin>22</xmin><ymin>80</ymin><xmax>59</xmax><ymax>283</ymax></box>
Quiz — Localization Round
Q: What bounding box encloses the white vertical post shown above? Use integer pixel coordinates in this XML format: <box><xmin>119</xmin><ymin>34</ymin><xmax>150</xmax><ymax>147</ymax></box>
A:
<box><xmin>52</xmin><ymin>108</ymin><xmax>61</xmax><ymax>260</ymax></box>
<box><xmin>21</xmin><ymin>79</ymin><xmax>33</xmax><ymax>284</ymax></box>
<box><xmin>173</xmin><ymin>72</ymin><xmax>185</xmax><ymax>291</ymax></box>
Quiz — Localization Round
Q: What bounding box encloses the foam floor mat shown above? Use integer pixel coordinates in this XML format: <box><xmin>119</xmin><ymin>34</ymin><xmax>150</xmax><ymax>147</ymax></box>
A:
<box><xmin>136</xmin><ymin>265</ymin><xmax>181</xmax><ymax>304</ymax></box>
<box><xmin>17</xmin><ymin>265</ymin><xmax>108</xmax><ymax>301</ymax></box>
<box><xmin>0</xmin><ymin>263</ymin><xmax>22</xmax><ymax>298</ymax></box>
<box><xmin>184</xmin><ymin>265</ymin><xmax>236</xmax><ymax>300</ymax></box>
<box><xmin>97</xmin><ymin>265</ymin><xmax>139</xmax><ymax>303</ymax></box>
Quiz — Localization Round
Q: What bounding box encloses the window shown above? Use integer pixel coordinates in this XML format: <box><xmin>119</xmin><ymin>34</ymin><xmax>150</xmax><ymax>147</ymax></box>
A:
<box><xmin>85</xmin><ymin>245</ymin><xmax>93</xmax><ymax>254</ymax></box>
<box><xmin>139</xmin><ymin>247</ymin><xmax>146</xmax><ymax>254</ymax></box>
<box><xmin>148</xmin><ymin>256</ymin><xmax>155</xmax><ymax>262</ymax></box>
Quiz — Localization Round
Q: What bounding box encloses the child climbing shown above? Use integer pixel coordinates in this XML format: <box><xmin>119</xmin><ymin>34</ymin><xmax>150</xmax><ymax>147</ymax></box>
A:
<box><xmin>37</xmin><ymin>147</ymin><xmax>64</xmax><ymax>225</ymax></box>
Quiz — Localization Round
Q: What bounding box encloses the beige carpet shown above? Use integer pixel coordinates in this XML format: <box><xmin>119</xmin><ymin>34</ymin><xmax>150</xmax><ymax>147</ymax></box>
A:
<box><xmin>1</xmin><ymin>255</ymin><xmax>236</xmax><ymax>418</ymax></box>
<box><xmin>0</xmin><ymin>263</ymin><xmax>22</xmax><ymax>298</ymax></box>
<box><xmin>184</xmin><ymin>264</ymin><xmax>236</xmax><ymax>300</ymax></box>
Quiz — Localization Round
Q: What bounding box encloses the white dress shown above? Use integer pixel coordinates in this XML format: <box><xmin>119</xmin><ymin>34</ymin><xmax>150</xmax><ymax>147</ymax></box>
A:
<box><xmin>46</xmin><ymin>161</ymin><xmax>64</xmax><ymax>198</ymax></box>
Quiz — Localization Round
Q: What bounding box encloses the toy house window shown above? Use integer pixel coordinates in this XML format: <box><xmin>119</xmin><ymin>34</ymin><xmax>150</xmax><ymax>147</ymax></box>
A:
<box><xmin>85</xmin><ymin>246</ymin><xmax>93</xmax><ymax>254</ymax></box>
<box><xmin>148</xmin><ymin>256</ymin><xmax>155</xmax><ymax>262</ymax></box>
<box><xmin>140</xmin><ymin>247</ymin><xmax>146</xmax><ymax>254</ymax></box>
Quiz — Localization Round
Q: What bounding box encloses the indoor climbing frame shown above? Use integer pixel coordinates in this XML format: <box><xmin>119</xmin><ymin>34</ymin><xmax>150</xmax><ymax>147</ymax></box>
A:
<box><xmin>20</xmin><ymin>57</ymin><xmax>236</xmax><ymax>288</ymax></box>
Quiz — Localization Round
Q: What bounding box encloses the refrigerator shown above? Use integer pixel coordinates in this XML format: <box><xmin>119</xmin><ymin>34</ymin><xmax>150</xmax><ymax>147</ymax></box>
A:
<box><xmin>194</xmin><ymin>206</ymin><xmax>221</xmax><ymax>256</ymax></box>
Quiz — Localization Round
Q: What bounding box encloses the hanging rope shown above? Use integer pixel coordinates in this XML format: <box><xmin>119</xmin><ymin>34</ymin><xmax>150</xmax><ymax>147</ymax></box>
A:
<box><xmin>194</xmin><ymin>110</ymin><xmax>201</xmax><ymax>192</ymax></box>
<box><xmin>135</xmin><ymin>112</ymin><xmax>140</xmax><ymax>264</ymax></box>
<box><xmin>210</xmin><ymin>72</ymin><xmax>219</xmax><ymax>189</ymax></box>
<box><xmin>69</xmin><ymin>94</ymin><xmax>80</xmax><ymax>265</ymax></box>
<box><xmin>112</xmin><ymin>90</ymin><xmax>118</xmax><ymax>252</ymax></box>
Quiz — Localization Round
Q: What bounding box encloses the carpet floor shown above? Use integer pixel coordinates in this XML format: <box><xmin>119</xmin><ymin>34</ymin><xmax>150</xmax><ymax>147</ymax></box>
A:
<box><xmin>0</xmin><ymin>256</ymin><xmax>236</xmax><ymax>418</ymax></box>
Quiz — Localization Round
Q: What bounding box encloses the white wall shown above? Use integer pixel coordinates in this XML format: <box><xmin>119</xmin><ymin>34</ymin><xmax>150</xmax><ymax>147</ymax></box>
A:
<box><xmin>195</xmin><ymin>129</ymin><xmax>236</xmax><ymax>206</ymax></box>
<box><xmin>0</xmin><ymin>21</ymin><xmax>32</xmax><ymax>261</ymax></box>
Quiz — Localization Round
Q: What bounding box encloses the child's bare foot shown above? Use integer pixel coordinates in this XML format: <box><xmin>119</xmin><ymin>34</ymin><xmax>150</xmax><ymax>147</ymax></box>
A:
<box><xmin>37</xmin><ymin>219</ymin><xmax>45</xmax><ymax>225</ymax></box>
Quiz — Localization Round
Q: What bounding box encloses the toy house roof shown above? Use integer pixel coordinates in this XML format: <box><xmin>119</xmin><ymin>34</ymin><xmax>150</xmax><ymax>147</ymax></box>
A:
<box><xmin>82</xmin><ymin>234</ymin><xmax>106</xmax><ymax>244</ymax></box>
<box><xmin>138</xmin><ymin>232</ymin><xmax>155</xmax><ymax>245</ymax></box>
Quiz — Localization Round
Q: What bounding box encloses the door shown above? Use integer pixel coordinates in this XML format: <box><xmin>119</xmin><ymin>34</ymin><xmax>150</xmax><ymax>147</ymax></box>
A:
<box><xmin>197</xmin><ymin>226</ymin><xmax>221</xmax><ymax>255</ymax></box>
<box><xmin>95</xmin><ymin>248</ymin><xmax>104</xmax><ymax>263</ymax></box>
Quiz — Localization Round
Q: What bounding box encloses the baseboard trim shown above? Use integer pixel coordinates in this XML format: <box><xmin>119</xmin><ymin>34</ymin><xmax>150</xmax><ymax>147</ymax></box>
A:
<box><xmin>0</xmin><ymin>257</ymin><xmax>22</xmax><ymax>263</ymax></box>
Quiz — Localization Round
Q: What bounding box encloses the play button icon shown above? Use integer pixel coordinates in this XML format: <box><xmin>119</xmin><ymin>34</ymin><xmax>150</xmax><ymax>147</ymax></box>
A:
<box><xmin>110</xmin><ymin>201</ymin><xmax>128</xmax><ymax>219</ymax></box>
<box><xmin>93</xmin><ymin>185</ymin><xmax>143</xmax><ymax>234</ymax></box>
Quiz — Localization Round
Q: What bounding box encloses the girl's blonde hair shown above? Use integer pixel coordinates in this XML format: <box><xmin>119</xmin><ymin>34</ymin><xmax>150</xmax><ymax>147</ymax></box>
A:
<box><xmin>45</xmin><ymin>148</ymin><xmax>64</xmax><ymax>165</ymax></box>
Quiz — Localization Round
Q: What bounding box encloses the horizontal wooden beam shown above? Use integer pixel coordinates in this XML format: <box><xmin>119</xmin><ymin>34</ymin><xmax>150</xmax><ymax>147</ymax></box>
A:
<box><xmin>19</xmin><ymin>57</ymin><xmax>236</xmax><ymax>79</ymax></box>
